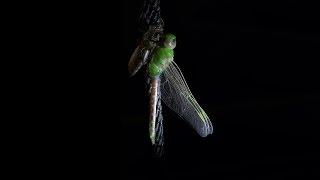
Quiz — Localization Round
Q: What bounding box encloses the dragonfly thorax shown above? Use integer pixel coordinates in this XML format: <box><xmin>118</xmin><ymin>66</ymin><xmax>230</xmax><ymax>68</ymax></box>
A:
<box><xmin>148</xmin><ymin>48</ymin><xmax>173</xmax><ymax>77</ymax></box>
<box><xmin>148</xmin><ymin>33</ymin><xmax>176</xmax><ymax>78</ymax></box>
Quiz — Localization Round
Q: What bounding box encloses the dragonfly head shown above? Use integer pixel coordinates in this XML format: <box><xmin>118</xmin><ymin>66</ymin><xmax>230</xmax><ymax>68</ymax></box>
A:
<box><xmin>163</xmin><ymin>33</ymin><xmax>176</xmax><ymax>49</ymax></box>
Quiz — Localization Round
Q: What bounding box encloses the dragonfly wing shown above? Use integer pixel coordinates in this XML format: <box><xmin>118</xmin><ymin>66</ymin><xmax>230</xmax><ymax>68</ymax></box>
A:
<box><xmin>128</xmin><ymin>45</ymin><xmax>150</xmax><ymax>76</ymax></box>
<box><xmin>160</xmin><ymin>61</ymin><xmax>213</xmax><ymax>137</ymax></box>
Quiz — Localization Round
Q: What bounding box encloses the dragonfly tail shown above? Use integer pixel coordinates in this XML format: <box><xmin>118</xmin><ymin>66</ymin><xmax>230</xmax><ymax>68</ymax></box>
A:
<box><xmin>153</xmin><ymin>94</ymin><xmax>164</xmax><ymax>157</ymax></box>
<box><xmin>149</xmin><ymin>77</ymin><xmax>164</xmax><ymax>157</ymax></box>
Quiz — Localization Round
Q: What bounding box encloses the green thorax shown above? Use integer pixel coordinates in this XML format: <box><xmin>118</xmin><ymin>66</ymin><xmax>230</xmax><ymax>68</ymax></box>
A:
<box><xmin>148</xmin><ymin>47</ymin><xmax>174</xmax><ymax>77</ymax></box>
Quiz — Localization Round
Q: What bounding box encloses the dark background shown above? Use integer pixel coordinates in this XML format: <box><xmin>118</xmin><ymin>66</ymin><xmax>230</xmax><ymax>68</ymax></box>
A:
<box><xmin>123</xmin><ymin>0</ymin><xmax>320</xmax><ymax>179</ymax></box>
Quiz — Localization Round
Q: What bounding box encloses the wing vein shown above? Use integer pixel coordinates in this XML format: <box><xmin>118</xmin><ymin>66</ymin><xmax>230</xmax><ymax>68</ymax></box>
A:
<box><xmin>160</xmin><ymin>61</ymin><xmax>213</xmax><ymax>137</ymax></box>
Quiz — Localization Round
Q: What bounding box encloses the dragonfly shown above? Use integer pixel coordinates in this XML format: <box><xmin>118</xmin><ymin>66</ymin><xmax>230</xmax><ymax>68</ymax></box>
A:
<box><xmin>128</xmin><ymin>30</ymin><xmax>213</xmax><ymax>153</ymax></box>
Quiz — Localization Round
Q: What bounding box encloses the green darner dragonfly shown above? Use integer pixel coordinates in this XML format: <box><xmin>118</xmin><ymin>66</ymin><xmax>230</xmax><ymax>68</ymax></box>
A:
<box><xmin>129</xmin><ymin>29</ymin><xmax>213</xmax><ymax>154</ymax></box>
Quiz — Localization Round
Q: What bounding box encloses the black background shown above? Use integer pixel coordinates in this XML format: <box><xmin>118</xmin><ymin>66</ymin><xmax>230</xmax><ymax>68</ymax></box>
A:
<box><xmin>123</xmin><ymin>0</ymin><xmax>320</xmax><ymax>179</ymax></box>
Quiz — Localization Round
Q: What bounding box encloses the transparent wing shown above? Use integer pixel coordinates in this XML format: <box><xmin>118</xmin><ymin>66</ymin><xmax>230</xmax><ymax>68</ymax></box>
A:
<box><xmin>160</xmin><ymin>61</ymin><xmax>213</xmax><ymax>137</ymax></box>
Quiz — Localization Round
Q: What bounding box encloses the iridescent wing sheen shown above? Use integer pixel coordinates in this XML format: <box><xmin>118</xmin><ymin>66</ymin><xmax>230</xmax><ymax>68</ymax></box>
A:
<box><xmin>160</xmin><ymin>60</ymin><xmax>213</xmax><ymax>137</ymax></box>
<box><xmin>128</xmin><ymin>44</ymin><xmax>150</xmax><ymax>76</ymax></box>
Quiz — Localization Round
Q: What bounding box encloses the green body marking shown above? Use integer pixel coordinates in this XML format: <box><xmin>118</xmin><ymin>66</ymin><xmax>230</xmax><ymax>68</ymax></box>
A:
<box><xmin>148</xmin><ymin>47</ymin><xmax>174</xmax><ymax>77</ymax></box>
<box><xmin>148</xmin><ymin>33</ymin><xmax>176</xmax><ymax>78</ymax></box>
